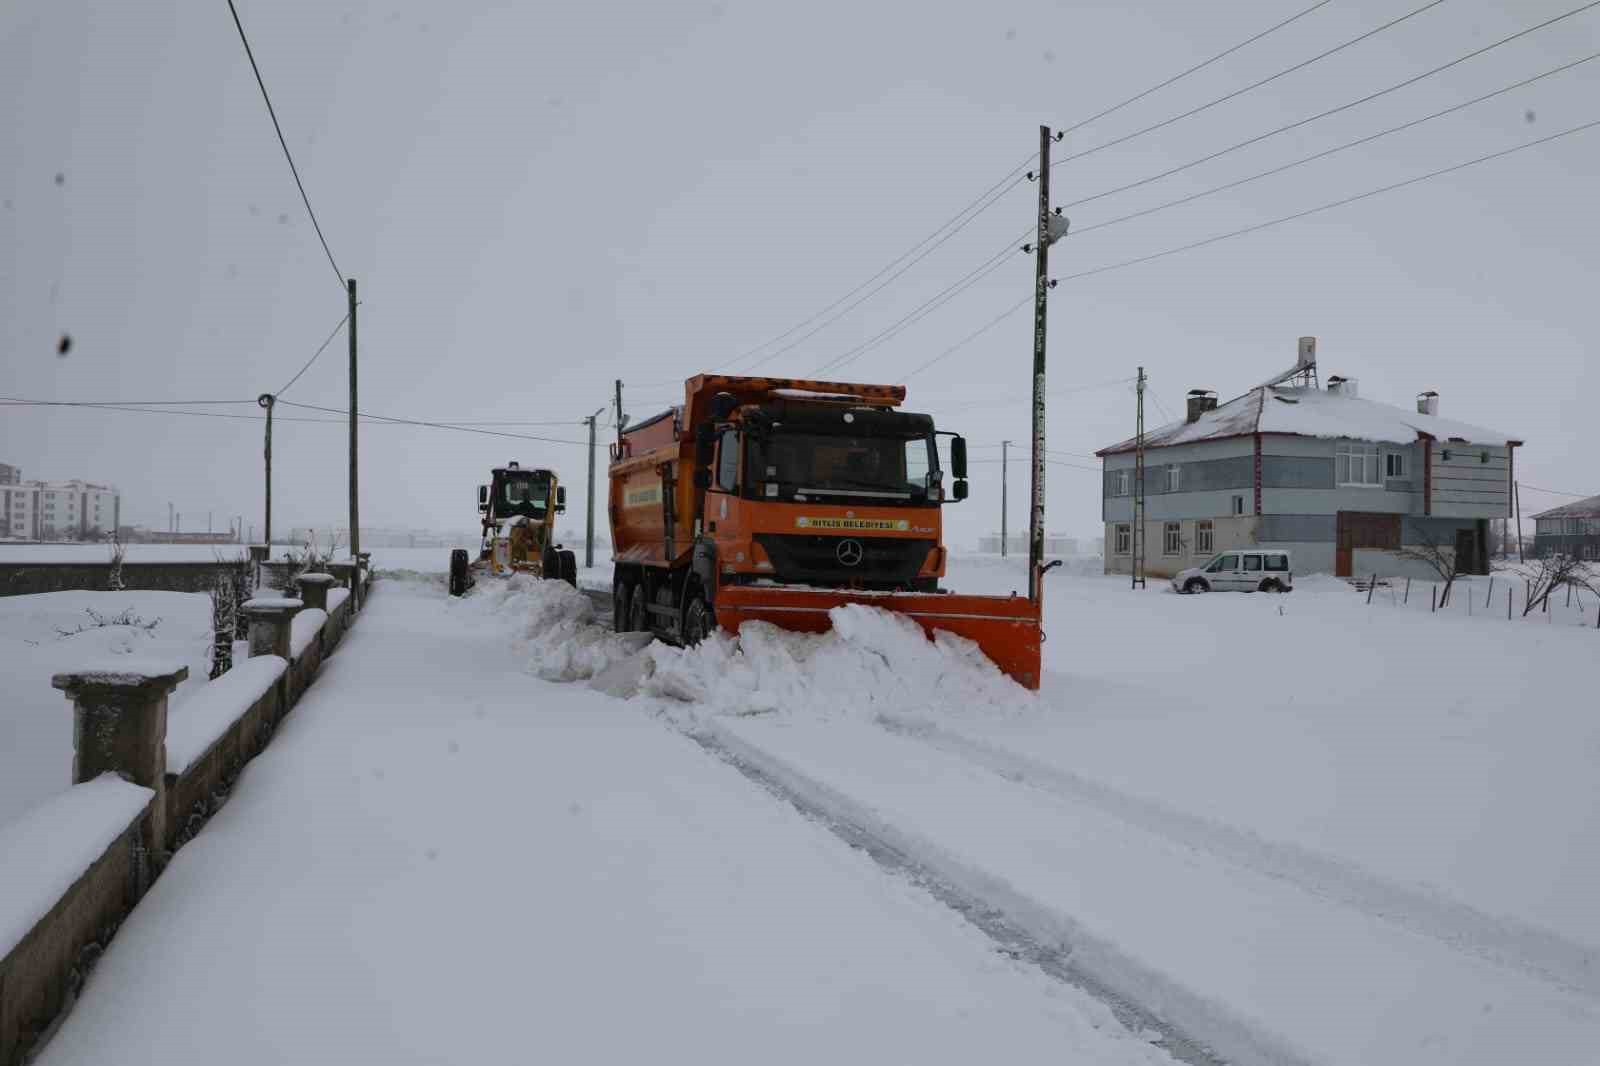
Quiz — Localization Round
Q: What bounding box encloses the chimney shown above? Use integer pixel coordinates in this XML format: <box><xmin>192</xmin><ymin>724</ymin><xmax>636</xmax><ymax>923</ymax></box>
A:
<box><xmin>1417</xmin><ymin>390</ymin><xmax>1439</xmax><ymax>416</ymax></box>
<box><xmin>1327</xmin><ymin>376</ymin><xmax>1359</xmax><ymax>399</ymax></box>
<box><xmin>1186</xmin><ymin>389</ymin><xmax>1218</xmax><ymax>423</ymax></box>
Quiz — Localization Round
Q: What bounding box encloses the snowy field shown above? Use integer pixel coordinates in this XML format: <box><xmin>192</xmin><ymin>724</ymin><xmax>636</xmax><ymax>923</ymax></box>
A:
<box><xmin>0</xmin><ymin>542</ymin><xmax>474</xmax><ymax>570</ymax></box>
<box><xmin>21</xmin><ymin>557</ymin><xmax>1600</xmax><ymax>1064</ymax></box>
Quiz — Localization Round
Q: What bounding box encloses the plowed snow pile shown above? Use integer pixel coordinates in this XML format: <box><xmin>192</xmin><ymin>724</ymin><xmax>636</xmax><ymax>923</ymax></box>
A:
<box><xmin>475</xmin><ymin>578</ymin><xmax>1030</xmax><ymax>718</ymax></box>
<box><xmin>644</xmin><ymin>605</ymin><xmax>1030</xmax><ymax>719</ymax></box>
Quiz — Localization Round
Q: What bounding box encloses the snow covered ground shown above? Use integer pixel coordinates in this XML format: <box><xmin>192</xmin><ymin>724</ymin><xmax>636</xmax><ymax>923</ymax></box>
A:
<box><xmin>38</xmin><ymin>575</ymin><xmax>1183</xmax><ymax>1066</ymax></box>
<box><xmin>28</xmin><ymin>559</ymin><xmax>1600</xmax><ymax>1064</ymax></box>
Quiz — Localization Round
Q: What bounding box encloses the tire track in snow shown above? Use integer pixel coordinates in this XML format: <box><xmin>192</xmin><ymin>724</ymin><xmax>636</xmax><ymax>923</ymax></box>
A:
<box><xmin>878</xmin><ymin>715</ymin><xmax>1600</xmax><ymax>1002</ymax></box>
<box><xmin>683</xmin><ymin>719</ymin><xmax>1318</xmax><ymax>1066</ymax></box>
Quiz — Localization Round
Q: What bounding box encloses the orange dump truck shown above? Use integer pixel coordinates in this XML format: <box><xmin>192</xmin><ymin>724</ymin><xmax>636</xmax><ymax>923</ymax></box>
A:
<box><xmin>607</xmin><ymin>375</ymin><xmax>1052</xmax><ymax>688</ymax></box>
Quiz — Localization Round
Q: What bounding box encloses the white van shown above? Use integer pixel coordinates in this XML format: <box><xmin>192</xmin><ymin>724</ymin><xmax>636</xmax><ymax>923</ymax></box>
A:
<box><xmin>1172</xmin><ymin>550</ymin><xmax>1293</xmax><ymax>594</ymax></box>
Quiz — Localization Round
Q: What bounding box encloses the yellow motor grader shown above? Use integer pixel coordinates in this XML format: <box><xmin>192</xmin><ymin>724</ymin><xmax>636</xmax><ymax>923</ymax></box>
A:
<box><xmin>448</xmin><ymin>462</ymin><xmax>577</xmax><ymax>595</ymax></box>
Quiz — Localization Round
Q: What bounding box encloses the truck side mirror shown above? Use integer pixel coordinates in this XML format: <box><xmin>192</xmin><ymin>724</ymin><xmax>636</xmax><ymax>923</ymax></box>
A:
<box><xmin>950</xmin><ymin>436</ymin><xmax>968</xmax><ymax>479</ymax></box>
<box><xmin>953</xmin><ymin>479</ymin><xmax>969</xmax><ymax>501</ymax></box>
<box><xmin>695</xmin><ymin>424</ymin><xmax>717</xmax><ymax>468</ymax></box>
<box><xmin>477</xmin><ymin>485</ymin><xmax>488</xmax><ymax>509</ymax></box>
<box><xmin>556</xmin><ymin>486</ymin><xmax>567</xmax><ymax>514</ymax></box>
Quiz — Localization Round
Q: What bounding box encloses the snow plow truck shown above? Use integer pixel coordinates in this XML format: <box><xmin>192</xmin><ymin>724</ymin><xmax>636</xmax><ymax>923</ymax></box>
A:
<box><xmin>607</xmin><ymin>375</ymin><xmax>1054</xmax><ymax>688</ymax></box>
<box><xmin>448</xmin><ymin>462</ymin><xmax>576</xmax><ymax>595</ymax></box>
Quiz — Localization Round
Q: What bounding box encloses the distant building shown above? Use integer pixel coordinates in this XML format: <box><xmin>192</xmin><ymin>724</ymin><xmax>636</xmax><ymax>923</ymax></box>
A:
<box><xmin>1095</xmin><ymin>343</ymin><xmax>1522</xmax><ymax>580</ymax></box>
<box><xmin>1</xmin><ymin>478</ymin><xmax>121</xmax><ymax>540</ymax></box>
<box><xmin>0</xmin><ymin>463</ymin><xmax>19</xmax><ymax>486</ymax></box>
<box><xmin>1531</xmin><ymin>495</ymin><xmax>1600</xmax><ymax>561</ymax></box>
<box><xmin>977</xmin><ymin>532</ymin><xmax>1079</xmax><ymax>555</ymax></box>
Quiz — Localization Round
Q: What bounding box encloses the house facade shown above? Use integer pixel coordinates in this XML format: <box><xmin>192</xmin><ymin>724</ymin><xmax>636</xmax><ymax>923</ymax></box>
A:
<box><xmin>1096</xmin><ymin>381</ymin><xmax>1521</xmax><ymax>580</ymax></box>
<box><xmin>1531</xmin><ymin>495</ymin><xmax>1600</xmax><ymax>561</ymax></box>
<box><xmin>1</xmin><ymin>478</ymin><xmax>121</xmax><ymax>541</ymax></box>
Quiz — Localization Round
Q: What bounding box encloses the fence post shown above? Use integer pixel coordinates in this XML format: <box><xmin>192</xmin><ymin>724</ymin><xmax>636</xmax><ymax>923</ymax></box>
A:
<box><xmin>1367</xmin><ymin>575</ymin><xmax>1376</xmax><ymax>605</ymax></box>
<box><xmin>241</xmin><ymin>596</ymin><xmax>301</xmax><ymax>662</ymax></box>
<box><xmin>52</xmin><ymin>662</ymin><xmax>189</xmax><ymax>867</ymax></box>
<box><xmin>1486</xmin><ymin>577</ymin><xmax>1494</xmax><ymax>608</ymax></box>
<box><xmin>296</xmin><ymin>572</ymin><xmax>335</xmax><ymax>613</ymax></box>
<box><xmin>1507</xmin><ymin>585</ymin><xmax>1512</xmax><ymax>621</ymax></box>
<box><xmin>1431</xmin><ymin>585</ymin><xmax>1437</xmax><ymax>613</ymax></box>
<box><xmin>1404</xmin><ymin>577</ymin><xmax>1411</xmax><ymax>605</ymax></box>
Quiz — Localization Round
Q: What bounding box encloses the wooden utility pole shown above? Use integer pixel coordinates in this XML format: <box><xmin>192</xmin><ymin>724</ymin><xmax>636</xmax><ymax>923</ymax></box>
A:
<box><xmin>1025</xmin><ymin>124</ymin><xmax>1062</xmax><ymax>601</ymax></box>
<box><xmin>1514</xmin><ymin>479</ymin><xmax>1525</xmax><ymax>563</ymax></box>
<box><xmin>584</xmin><ymin>408</ymin><xmax>604</xmax><ymax>569</ymax></box>
<box><xmin>347</xmin><ymin>278</ymin><xmax>360</xmax><ymax>608</ymax></box>
<box><xmin>1000</xmin><ymin>440</ymin><xmax>1011</xmax><ymax>557</ymax></box>
<box><xmin>614</xmin><ymin>379</ymin><xmax>625</xmax><ymax>448</ymax></box>
<box><xmin>258</xmin><ymin>393</ymin><xmax>274</xmax><ymax>550</ymax></box>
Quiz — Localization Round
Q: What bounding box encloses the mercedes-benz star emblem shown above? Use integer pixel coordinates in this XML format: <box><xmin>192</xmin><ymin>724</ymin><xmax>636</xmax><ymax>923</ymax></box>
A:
<box><xmin>836</xmin><ymin>539</ymin><xmax>864</xmax><ymax>567</ymax></box>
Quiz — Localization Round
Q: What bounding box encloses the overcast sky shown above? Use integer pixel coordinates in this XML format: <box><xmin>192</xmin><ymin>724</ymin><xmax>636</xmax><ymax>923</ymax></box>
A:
<box><xmin>3</xmin><ymin>0</ymin><xmax>1596</xmax><ymax>547</ymax></box>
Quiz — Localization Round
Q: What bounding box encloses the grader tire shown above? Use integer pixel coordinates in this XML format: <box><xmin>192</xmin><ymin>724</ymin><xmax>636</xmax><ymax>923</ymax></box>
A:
<box><xmin>448</xmin><ymin>549</ymin><xmax>471</xmax><ymax>597</ymax></box>
<box><xmin>559</xmin><ymin>550</ymin><xmax>577</xmax><ymax>587</ymax></box>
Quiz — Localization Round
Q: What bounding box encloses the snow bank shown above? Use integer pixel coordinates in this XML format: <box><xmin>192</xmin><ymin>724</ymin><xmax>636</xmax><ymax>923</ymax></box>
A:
<box><xmin>0</xmin><ymin>775</ymin><xmax>152</xmax><ymax>959</ymax></box>
<box><xmin>165</xmin><ymin>657</ymin><xmax>288</xmax><ymax>775</ymax></box>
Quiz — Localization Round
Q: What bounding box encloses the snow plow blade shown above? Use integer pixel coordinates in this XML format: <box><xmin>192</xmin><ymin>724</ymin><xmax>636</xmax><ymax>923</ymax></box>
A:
<box><xmin>713</xmin><ymin>586</ymin><xmax>1044</xmax><ymax>690</ymax></box>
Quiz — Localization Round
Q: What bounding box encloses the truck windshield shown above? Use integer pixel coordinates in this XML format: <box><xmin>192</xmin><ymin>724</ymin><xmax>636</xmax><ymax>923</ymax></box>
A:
<box><xmin>746</xmin><ymin>431</ymin><xmax>937</xmax><ymax>503</ymax></box>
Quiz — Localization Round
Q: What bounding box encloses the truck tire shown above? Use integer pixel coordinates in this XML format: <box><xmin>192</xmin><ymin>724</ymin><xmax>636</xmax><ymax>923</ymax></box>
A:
<box><xmin>448</xmin><ymin>549</ymin><xmax>471</xmax><ymax>597</ymax></box>
<box><xmin>559</xmin><ymin>550</ymin><xmax>577</xmax><ymax>587</ymax></box>
<box><xmin>682</xmin><ymin>592</ymin><xmax>714</xmax><ymax>646</ymax></box>
<box><xmin>540</xmin><ymin>545</ymin><xmax>559</xmax><ymax>580</ymax></box>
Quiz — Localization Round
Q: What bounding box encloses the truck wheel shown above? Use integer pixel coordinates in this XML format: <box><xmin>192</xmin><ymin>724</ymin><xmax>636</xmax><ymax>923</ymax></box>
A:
<box><xmin>559</xmin><ymin>550</ymin><xmax>577</xmax><ymax>587</ymax></box>
<box><xmin>448</xmin><ymin>549</ymin><xmax>471</xmax><ymax>597</ymax></box>
<box><xmin>682</xmin><ymin>593</ymin><xmax>714</xmax><ymax>646</ymax></box>
<box><xmin>627</xmin><ymin>584</ymin><xmax>649</xmax><ymax>634</ymax></box>
<box><xmin>540</xmin><ymin>545</ymin><xmax>559</xmax><ymax>580</ymax></box>
<box><xmin>613</xmin><ymin>577</ymin><xmax>633</xmax><ymax>632</ymax></box>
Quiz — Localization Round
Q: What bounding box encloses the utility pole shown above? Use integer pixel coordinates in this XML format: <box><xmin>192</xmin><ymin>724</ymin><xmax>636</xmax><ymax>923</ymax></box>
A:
<box><xmin>168</xmin><ymin>501</ymin><xmax>174</xmax><ymax>535</ymax></box>
<box><xmin>1133</xmin><ymin>367</ymin><xmax>1147</xmax><ymax>590</ymax></box>
<box><xmin>258</xmin><ymin>393</ymin><xmax>275</xmax><ymax>550</ymax></box>
<box><xmin>208</xmin><ymin>511</ymin><xmax>213</xmax><ymax>534</ymax></box>
<box><xmin>1023</xmin><ymin>124</ymin><xmax>1065</xmax><ymax>600</ymax></box>
<box><xmin>347</xmin><ymin>277</ymin><xmax>360</xmax><ymax>609</ymax></box>
<box><xmin>1000</xmin><ymin>440</ymin><xmax>1011</xmax><ymax>557</ymax></box>
<box><xmin>614</xmin><ymin>379</ymin><xmax>625</xmax><ymax>448</ymax></box>
<box><xmin>584</xmin><ymin>407</ymin><xmax>605</xmax><ymax>569</ymax></box>
<box><xmin>1514</xmin><ymin>479</ymin><xmax>1525</xmax><ymax>563</ymax></box>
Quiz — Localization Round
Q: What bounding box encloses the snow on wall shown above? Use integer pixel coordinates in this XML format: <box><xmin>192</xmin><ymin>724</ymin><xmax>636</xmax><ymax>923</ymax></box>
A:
<box><xmin>289</xmin><ymin>609</ymin><xmax>328</xmax><ymax>658</ymax></box>
<box><xmin>165</xmin><ymin>656</ymin><xmax>288</xmax><ymax>776</ymax></box>
<box><xmin>0</xmin><ymin>775</ymin><xmax>151</xmax><ymax>960</ymax></box>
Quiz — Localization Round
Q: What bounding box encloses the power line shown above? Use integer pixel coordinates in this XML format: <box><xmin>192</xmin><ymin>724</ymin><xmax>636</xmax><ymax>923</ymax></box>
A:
<box><xmin>1058</xmin><ymin>117</ymin><xmax>1600</xmax><ymax>285</ymax></box>
<box><xmin>1063</xmin><ymin>1</ymin><xmax>1600</xmax><ymax>215</ymax></box>
<box><xmin>1521</xmin><ymin>484</ymin><xmax>1598</xmax><ymax>498</ymax></box>
<box><xmin>1050</xmin><ymin>0</ymin><xmax>1448</xmax><ymax>172</ymax></box>
<box><xmin>275</xmin><ymin>400</ymin><xmax>588</xmax><ymax>445</ymax></box>
<box><xmin>225</xmin><ymin>0</ymin><xmax>345</xmax><ymax>289</ymax></box>
<box><xmin>1053</xmin><ymin>0</ymin><xmax>1337</xmax><ymax>141</ymax></box>
<box><xmin>1072</xmin><ymin>51</ymin><xmax>1600</xmax><ymax>239</ymax></box>
<box><xmin>719</xmin><ymin>0</ymin><xmax>1337</xmax><ymax>374</ymax></box>
<box><xmin>902</xmin><ymin>296</ymin><xmax>1031</xmax><ymax>380</ymax></box>
<box><xmin>274</xmin><ymin>312</ymin><xmax>350</xmax><ymax>397</ymax></box>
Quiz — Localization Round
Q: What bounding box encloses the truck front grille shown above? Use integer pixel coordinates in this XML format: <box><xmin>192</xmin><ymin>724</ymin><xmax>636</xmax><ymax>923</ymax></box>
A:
<box><xmin>753</xmin><ymin>534</ymin><xmax>935</xmax><ymax>589</ymax></box>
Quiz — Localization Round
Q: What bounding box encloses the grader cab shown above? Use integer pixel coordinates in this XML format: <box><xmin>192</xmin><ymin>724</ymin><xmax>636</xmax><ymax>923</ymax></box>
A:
<box><xmin>447</xmin><ymin>462</ymin><xmax>577</xmax><ymax>595</ymax></box>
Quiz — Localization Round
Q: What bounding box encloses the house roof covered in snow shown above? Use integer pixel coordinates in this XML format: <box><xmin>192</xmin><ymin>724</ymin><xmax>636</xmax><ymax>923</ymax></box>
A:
<box><xmin>1531</xmin><ymin>494</ymin><xmax>1600</xmax><ymax>521</ymax></box>
<box><xmin>1096</xmin><ymin>385</ymin><xmax>1522</xmax><ymax>456</ymax></box>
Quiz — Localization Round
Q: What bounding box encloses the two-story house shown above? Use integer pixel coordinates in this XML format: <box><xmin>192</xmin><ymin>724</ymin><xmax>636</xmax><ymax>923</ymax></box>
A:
<box><xmin>1096</xmin><ymin>379</ymin><xmax>1522</xmax><ymax>580</ymax></box>
<box><xmin>1531</xmin><ymin>495</ymin><xmax>1600</xmax><ymax>561</ymax></box>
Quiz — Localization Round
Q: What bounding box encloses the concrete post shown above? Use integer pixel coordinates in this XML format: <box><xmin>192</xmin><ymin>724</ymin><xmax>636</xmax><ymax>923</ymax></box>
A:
<box><xmin>242</xmin><ymin>597</ymin><xmax>302</xmax><ymax>661</ymax></box>
<box><xmin>326</xmin><ymin>560</ymin><xmax>356</xmax><ymax>590</ymax></box>
<box><xmin>296</xmin><ymin>572</ymin><xmax>335</xmax><ymax>612</ymax></box>
<box><xmin>52</xmin><ymin>661</ymin><xmax>189</xmax><ymax>856</ymax></box>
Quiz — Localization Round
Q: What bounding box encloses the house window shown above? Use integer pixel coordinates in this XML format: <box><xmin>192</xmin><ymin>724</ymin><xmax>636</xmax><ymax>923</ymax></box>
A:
<box><xmin>1384</xmin><ymin>453</ymin><xmax>1406</xmax><ymax>479</ymax></box>
<box><xmin>1337</xmin><ymin>443</ymin><xmax>1380</xmax><ymax>486</ymax></box>
<box><xmin>1163</xmin><ymin>522</ymin><xmax>1182</xmax><ymax>555</ymax></box>
<box><xmin>1165</xmin><ymin>465</ymin><xmax>1181</xmax><ymax>492</ymax></box>
<box><xmin>1196</xmin><ymin>519</ymin><xmax>1214</xmax><ymax>554</ymax></box>
<box><xmin>1114</xmin><ymin>524</ymin><xmax>1131</xmax><ymax>555</ymax></box>
<box><xmin>1111</xmin><ymin>469</ymin><xmax>1130</xmax><ymax>497</ymax></box>
<box><xmin>1584</xmin><ymin>544</ymin><xmax>1596</xmax><ymax>561</ymax></box>
<box><xmin>1568</xmin><ymin>518</ymin><xmax>1583</xmax><ymax>535</ymax></box>
<box><xmin>1232</xmin><ymin>495</ymin><xmax>1245</xmax><ymax>516</ymax></box>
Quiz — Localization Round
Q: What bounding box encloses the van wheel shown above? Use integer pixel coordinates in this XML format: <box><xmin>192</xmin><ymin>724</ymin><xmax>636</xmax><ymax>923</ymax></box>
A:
<box><xmin>1184</xmin><ymin>578</ymin><xmax>1208</xmax><ymax>594</ymax></box>
<box><xmin>613</xmin><ymin>578</ymin><xmax>633</xmax><ymax>632</ymax></box>
<box><xmin>627</xmin><ymin>584</ymin><xmax>649</xmax><ymax>634</ymax></box>
<box><xmin>682</xmin><ymin>593</ymin><xmax>714</xmax><ymax>646</ymax></box>
<box><xmin>1260</xmin><ymin>579</ymin><xmax>1282</xmax><ymax>593</ymax></box>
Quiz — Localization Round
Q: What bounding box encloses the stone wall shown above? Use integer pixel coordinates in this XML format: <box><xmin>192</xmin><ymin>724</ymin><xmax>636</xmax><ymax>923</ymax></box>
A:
<box><xmin>0</xmin><ymin>568</ymin><xmax>370</xmax><ymax>1065</ymax></box>
<box><xmin>0</xmin><ymin>561</ymin><xmax>244</xmax><ymax>598</ymax></box>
